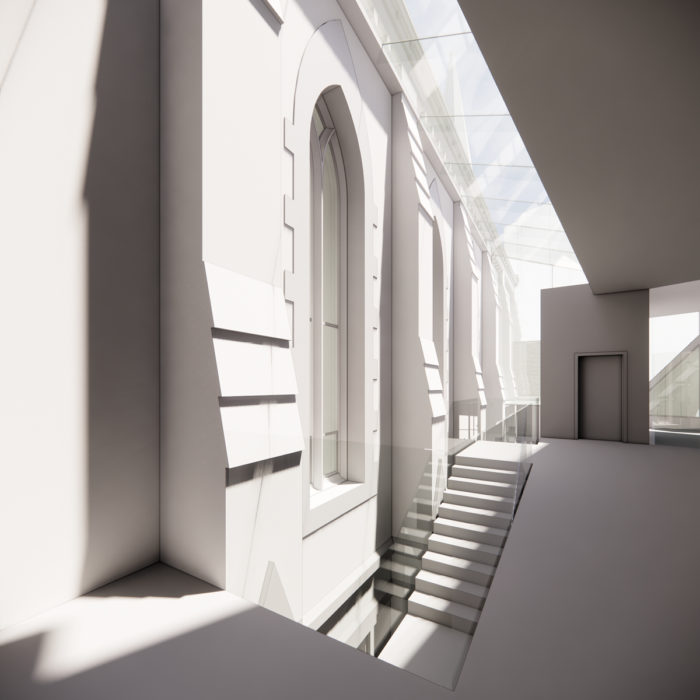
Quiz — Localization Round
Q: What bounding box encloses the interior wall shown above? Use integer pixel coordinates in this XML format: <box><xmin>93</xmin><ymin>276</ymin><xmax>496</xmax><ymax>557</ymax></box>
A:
<box><xmin>391</xmin><ymin>95</ymin><xmax>440</xmax><ymax>535</ymax></box>
<box><xmin>160</xmin><ymin>0</ymin><xmax>228</xmax><ymax>589</ymax></box>
<box><xmin>162</xmin><ymin>0</ymin><xmax>394</xmax><ymax>627</ymax></box>
<box><xmin>482</xmin><ymin>256</ymin><xmax>505</xmax><ymax>429</ymax></box>
<box><xmin>541</xmin><ymin>284</ymin><xmax>649</xmax><ymax>443</ymax></box>
<box><xmin>452</xmin><ymin>205</ymin><xmax>485</xmax><ymax>439</ymax></box>
<box><xmin>284</xmin><ymin>1</ymin><xmax>392</xmax><ymax>623</ymax></box>
<box><xmin>0</xmin><ymin>0</ymin><xmax>160</xmax><ymax>629</ymax></box>
<box><xmin>650</xmin><ymin>279</ymin><xmax>700</xmax><ymax>317</ymax></box>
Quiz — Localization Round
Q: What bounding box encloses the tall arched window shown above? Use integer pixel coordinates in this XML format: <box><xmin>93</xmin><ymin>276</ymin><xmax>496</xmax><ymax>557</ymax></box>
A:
<box><xmin>310</xmin><ymin>95</ymin><xmax>347</xmax><ymax>490</ymax></box>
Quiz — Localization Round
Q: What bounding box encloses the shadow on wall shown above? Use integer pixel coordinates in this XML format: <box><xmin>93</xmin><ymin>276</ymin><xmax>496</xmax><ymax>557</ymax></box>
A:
<box><xmin>81</xmin><ymin>0</ymin><xmax>160</xmax><ymax>592</ymax></box>
<box><xmin>84</xmin><ymin>562</ymin><xmax>219</xmax><ymax>600</ymax></box>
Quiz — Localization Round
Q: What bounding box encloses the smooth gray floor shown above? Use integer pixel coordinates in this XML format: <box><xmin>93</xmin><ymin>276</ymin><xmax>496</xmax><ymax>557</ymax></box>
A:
<box><xmin>378</xmin><ymin>613</ymin><xmax>471</xmax><ymax>689</ymax></box>
<box><xmin>458</xmin><ymin>438</ymin><xmax>700</xmax><ymax>699</ymax></box>
<box><xmin>2</xmin><ymin>439</ymin><xmax>699</xmax><ymax>699</ymax></box>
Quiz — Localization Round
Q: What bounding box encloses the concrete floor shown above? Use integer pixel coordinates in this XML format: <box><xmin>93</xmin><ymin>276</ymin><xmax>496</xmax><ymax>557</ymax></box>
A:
<box><xmin>459</xmin><ymin>438</ymin><xmax>700</xmax><ymax>700</ymax></box>
<box><xmin>378</xmin><ymin>614</ymin><xmax>471</xmax><ymax>689</ymax></box>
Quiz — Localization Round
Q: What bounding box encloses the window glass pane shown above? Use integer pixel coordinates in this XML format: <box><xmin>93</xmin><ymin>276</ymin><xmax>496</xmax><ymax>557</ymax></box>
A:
<box><xmin>323</xmin><ymin>431</ymin><xmax>338</xmax><ymax>477</ymax></box>
<box><xmin>322</xmin><ymin>146</ymin><xmax>339</xmax><ymax>326</ymax></box>
<box><xmin>311</xmin><ymin>97</ymin><xmax>346</xmax><ymax>485</ymax></box>
<box><xmin>650</xmin><ymin>313</ymin><xmax>700</xmax><ymax>431</ymax></box>
<box><xmin>323</xmin><ymin>324</ymin><xmax>339</xmax><ymax>433</ymax></box>
<box><xmin>312</xmin><ymin>106</ymin><xmax>324</xmax><ymax>137</ymax></box>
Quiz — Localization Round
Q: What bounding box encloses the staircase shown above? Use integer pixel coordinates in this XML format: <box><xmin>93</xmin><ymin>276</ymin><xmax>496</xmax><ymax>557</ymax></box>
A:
<box><xmin>375</xmin><ymin>450</ymin><xmax>526</xmax><ymax>655</ymax></box>
<box><xmin>372</xmin><ymin>476</ymin><xmax>435</xmax><ymax>650</ymax></box>
<box><xmin>407</xmin><ymin>458</ymin><xmax>517</xmax><ymax>634</ymax></box>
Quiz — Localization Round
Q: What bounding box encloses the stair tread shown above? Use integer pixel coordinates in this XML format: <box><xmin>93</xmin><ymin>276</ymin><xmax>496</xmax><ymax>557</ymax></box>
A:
<box><xmin>448</xmin><ymin>476</ymin><xmax>514</xmax><ymax>490</ymax></box>
<box><xmin>391</xmin><ymin>542</ymin><xmax>425</xmax><ymax>558</ymax></box>
<box><xmin>444</xmin><ymin>488</ymin><xmax>514</xmax><ymax>507</ymax></box>
<box><xmin>434</xmin><ymin>517</ymin><xmax>508</xmax><ymax>538</ymax></box>
<box><xmin>399</xmin><ymin>526</ymin><xmax>431</xmax><ymax>541</ymax></box>
<box><xmin>408</xmin><ymin>590</ymin><xmax>481</xmax><ymax>623</ymax></box>
<box><xmin>439</xmin><ymin>502</ymin><xmax>512</xmax><ymax>522</ymax></box>
<box><xmin>422</xmin><ymin>550</ymin><xmax>496</xmax><ymax>577</ymax></box>
<box><xmin>453</xmin><ymin>465</ymin><xmax>518</xmax><ymax>478</ymax></box>
<box><xmin>413</xmin><ymin>497</ymin><xmax>432</xmax><ymax>507</ymax></box>
<box><xmin>416</xmin><ymin>569</ymin><xmax>489</xmax><ymax>598</ymax></box>
<box><xmin>375</xmin><ymin>579</ymin><xmax>411</xmax><ymax>599</ymax></box>
<box><xmin>380</xmin><ymin>559</ymin><xmax>420</xmax><ymax>577</ymax></box>
<box><xmin>429</xmin><ymin>533</ymin><xmax>502</xmax><ymax>556</ymax></box>
<box><xmin>405</xmin><ymin>511</ymin><xmax>433</xmax><ymax>522</ymax></box>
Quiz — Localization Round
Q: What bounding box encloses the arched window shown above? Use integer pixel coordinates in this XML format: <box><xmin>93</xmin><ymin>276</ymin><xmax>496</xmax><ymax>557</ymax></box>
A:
<box><xmin>309</xmin><ymin>96</ymin><xmax>348</xmax><ymax>490</ymax></box>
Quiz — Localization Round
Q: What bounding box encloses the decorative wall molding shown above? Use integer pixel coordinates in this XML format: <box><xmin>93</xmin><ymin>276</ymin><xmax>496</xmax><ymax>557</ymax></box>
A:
<box><xmin>285</xmin><ymin>19</ymin><xmax>381</xmax><ymax>537</ymax></box>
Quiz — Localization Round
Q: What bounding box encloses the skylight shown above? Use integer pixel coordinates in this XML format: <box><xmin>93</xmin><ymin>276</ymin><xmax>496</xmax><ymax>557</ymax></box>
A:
<box><xmin>359</xmin><ymin>0</ymin><xmax>587</xmax><ymax>340</ymax></box>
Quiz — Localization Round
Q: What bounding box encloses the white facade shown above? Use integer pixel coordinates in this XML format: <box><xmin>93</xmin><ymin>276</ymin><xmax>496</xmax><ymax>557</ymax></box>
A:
<box><xmin>158</xmin><ymin>0</ymin><xmax>526</xmax><ymax>643</ymax></box>
<box><xmin>0</xmin><ymin>0</ymin><xmax>546</xmax><ymax>644</ymax></box>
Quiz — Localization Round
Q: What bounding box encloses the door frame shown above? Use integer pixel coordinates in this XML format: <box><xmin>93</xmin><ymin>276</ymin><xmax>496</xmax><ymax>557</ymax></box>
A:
<box><xmin>574</xmin><ymin>351</ymin><xmax>628</xmax><ymax>442</ymax></box>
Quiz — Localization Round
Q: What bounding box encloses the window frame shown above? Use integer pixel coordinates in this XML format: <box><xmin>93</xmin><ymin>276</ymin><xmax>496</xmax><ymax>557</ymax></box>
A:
<box><xmin>309</xmin><ymin>97</ymin><xmax>349</xmax><ymax>491</ymax></box>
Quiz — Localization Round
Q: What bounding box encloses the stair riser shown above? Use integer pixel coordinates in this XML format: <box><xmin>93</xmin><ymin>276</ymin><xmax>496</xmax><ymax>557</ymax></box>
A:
<box><xmin>375</xmin><ymin>569</ymin><xmax>392</xmax><ymax>584</ymax></box>
<box><xmin>390</xmin><ymin>597</ymin><xmax>409</xmax><ymax>613</ymax></box>
<box><xmin>443</xmin><ymin>490</ymin><xmax>513</xmax><ymax>514</ymax></box>
<box><xmin>421</xmin><ymin>558</ymin><xmax>494</xmax><ymax>586</ymax></box>
<box><xmin>452</xmin><ymin>465</ymin><xmax>517</xmax><ymax>484</ymax></box>
<box><xmin>391</xmin><ymin>552</ymin><xmax>423</xmax><ymax>568</ymax></box>
<box><xmin>390</xmin><ymin>571</ymin><xmax>418</xmax><ymax>587</ymax></box>
<box><xmin>448</xmin><ymin>477</ymin><xmax>515</xmax><ymax>497</ymax></box>
<box><xmin>374</xmin><ymin>579</ymin><xmax>411</xmax><ymax>600</ymax></box>
<box><xmin>433</xmin><ymin>520</ymin><xmax>506</xmax><ymax>547</ymax></box>
<box><xmin>415</xmin><ymin>484</ymin><xmax>433</xmax><ymax>498</ymax></box>
<box><xmin>415</xmin><ymin>578</ymin><xmax>487</xmax><ymax>610</ymax></box>
<box><xmin>410</xmin><ymin>499</ymin><xmax>434</xmax><ymax>516</ymax></box>
<box><xmin>375</xmin><ymin>591</ymin><xmax>409</xmax><ymax>614</ymax></box>
<box><xmin>438</xmin><ymin>504</ymin><xmax>511</xmax><ymax>529</ymax></box>
<box><xmin>428</xmin><ymin>539</ymin><xmax>500</xmax><ymax>566</ymax></box>
<box><xmin>408</xmin><ymin>600</ymin><xmax>477</xmax><ymax>635</ymax></box>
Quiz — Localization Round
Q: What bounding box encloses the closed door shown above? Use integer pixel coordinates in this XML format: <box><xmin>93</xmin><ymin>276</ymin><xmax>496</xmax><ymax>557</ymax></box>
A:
<box><xmin>578</xmin><ymin>354</ymin><xmax>623</xmax><ymax>441</ymax></box>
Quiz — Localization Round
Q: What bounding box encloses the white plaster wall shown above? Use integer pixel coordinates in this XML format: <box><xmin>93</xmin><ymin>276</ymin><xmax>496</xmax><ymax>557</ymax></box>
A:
<box><xmin>200</xmin><ymin>3</ymin><xmax>294</xmax><ymax>613</ymax></box>
<box><xmin>162</xmin><ymin>0</ymin><xmax>393</xmax><ymax>627</ymax></box>
<box><xmin>452</xmin><ymin>205</ymin><xmax>486</xmax><ymax>437</ymax></box>
<box><xmin>391</xmin><ymin>95</ymin><xmax>460</xmax><ymax>530</ymax></box>
<box><xmin>482</xmin><ymin>255</ymin><xmax>505</xmax><ymax>429</ymax></box>
<box><xmin>540</xmin><ymin>284</ymin><xmax>649</xmax><ymax>443</ymax></box>
<box><xmin>426</xmin><ymin>160</ymin><xmax>454</xmax><ymax>407</ymax></box>
<box><xmin>202</xmin><ymin>0</ymin><xmax>282</xmax><ymax>286</ymax></box>
<box><xmin>160</xmin><ymin>0</ymin><xmax>227</xmax><ymax>590</ymax></box>
<box><xmin>425</xmin><ymin>159</ymin><xmax>455</xmax><ymax>500</ymax></box>
<box><xmin>280</xmin><ymin>0</ymin><xmax>392</xmax><ymax>624</ymax></box>
<box><xmin>302</xmin><ymin>497</ymin><xmax>378</xmax><ymax>623</ymax></box>
<box><xmin>0</xmin><ymin>1</ymin><xmax>34</xmax><ymax>82</ymax></box>
<box><xmin>0</xmin><ymin>0</ymin><xmax>160</xmax><ymax>628</ymax></box>
<box><xmin>391</xmin><ymin>94</ymin><xmax>436</xmax><ymax>535</ymax></box>
<box><xmin>337</xmin><ymin>8</ymin><xmax>394</xmax><ymax>549</ymax></box>
<box><xmin>282</xmin><ymin>3</ymin><xmax>389</xmax><ymax>524</ymax></box>
<box><xmin>498</xmin><ymin>271</ymin><xmax>518</xmax><ymax>402</ymax></box>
